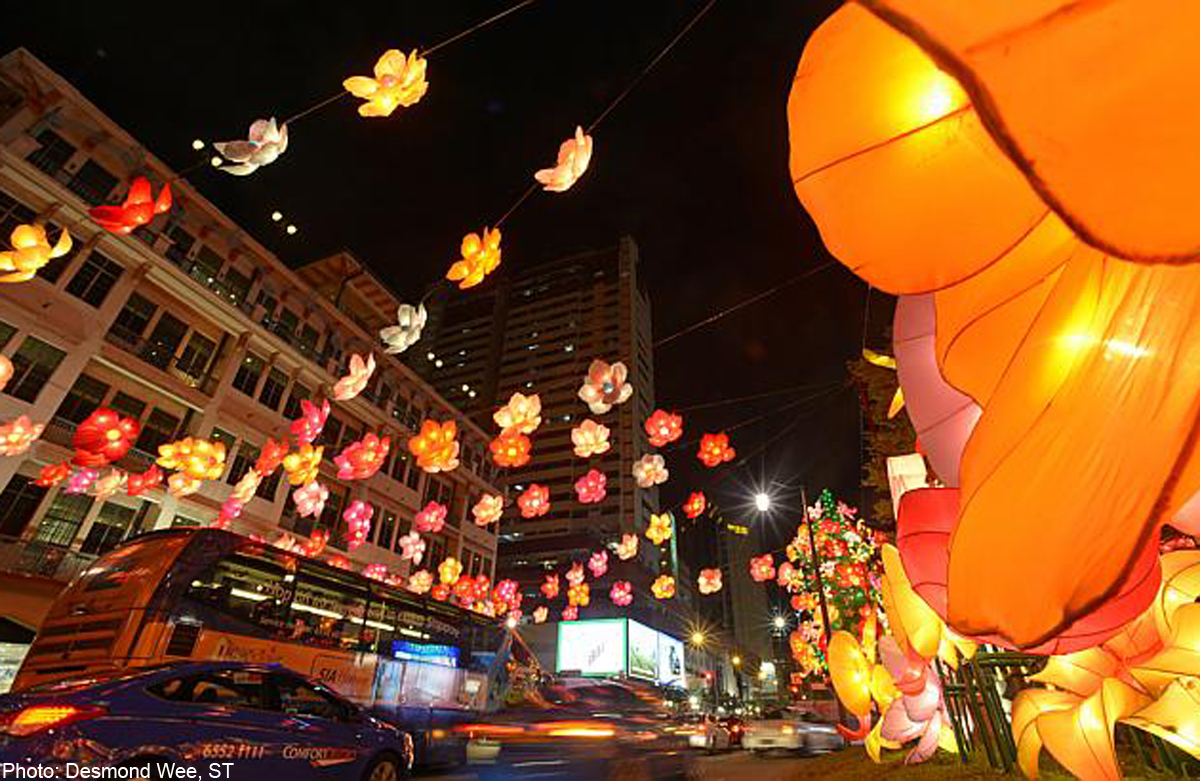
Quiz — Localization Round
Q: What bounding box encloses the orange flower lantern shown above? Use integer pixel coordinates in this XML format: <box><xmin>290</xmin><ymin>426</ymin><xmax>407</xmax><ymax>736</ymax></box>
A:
<box><xmin>534</xmin><ymin>126</ymin><xmax>594</xmax><ymax>193</ymax></box>
<box><xmin>331</xmin><ymin>353</ymin><xmax>376</xmax><ymax>402</ymax></box>
<box><xmin>408</xmin><ymin>570</ymin><xmax>433</xmax><ymax>595</ymax></box>
<box><xmin>282</xmin><ymin>443</ymin><xmax>323</xmax><ymax>486</ymax></box>
<box><xmin>577</xmin><ymin>359</ymin><xmax>633</xmax><ymax>415</ymax></box>
<box><xmin>571</xmin><ymin>419</ymin><xmax>611</xmax><ymax>458</ymax></box>
<box><xmin>750</xmin><ymin>554</ymin><xmax>776</xmax><ymax>583</ymax></box>
<box><xmin>632</xmin><ymin>454</ymin><xmax>668</xmax><ymax>488</ymax></box>
<box><xmin>494</xmin><ymin>392</ymin><xmax>542</xmax><ymax>435</ymax></box>
<box><xmin>156</xmin><ymin>437</ymin><xmax>226</xmax><ymax>482</ymax></box>
<box><xmin>788</xmin><ymin>1</ymin><xmax>1200</xmax><ymax>649</ymax></box>
<box><xmin>255</xmin><ymin>438</ymin><xmax>288</xmax><ymax>476</ymax></box>
<box><xmin>645</xmin><ymin>512</ymin><xmax>673</xmax><ymax>546</ymax></box>
<box><xmin>0</xmin><ymin>415</ymin><xmax>43</xmax><ymax>457</ymax></box>
<box><xmin>533</xmin><ymin>606</ymin><xmax>549</xmax><ymax>623</ymax></box>
<box><xmin>125</xmin><ymin>465</ymin><xmax>162</xmax><ymax>496</ymax></box>
<box><xmin>229</xmin><ymin>469</ymin><xmax>262</xmax><ymax>504</ymax></box>
<box><xmin>652</xmin><ymin>575</ymin><xmax>676</xmax><ymax>600</ymax></box>
<box><xmin>541</xmin><ymin>574</ymin><xmax>560</xmax><ymax>600</ymax></box>
<box><xmin>644</xmin><ymin>410</ymin><xmax>683</xmax><ymax>448</ymax></box>
<box><xmin>334</xmin><ymin>433</ymin><xmax>391</xmax><ymax>480</ymax></box>
<box><xmin>167</xmin><ymin>472</ymin><xmax>201</xmax><ymax>498</ymax></box>
<box><xmin>439</xmin><ymin>556</ymin><xmax>463</xmax><ymax>586</ymax></box>
<box><xmin>567</xmin><ymin>582</ymin><xmax>590</xmax><ymax>608</ymax></box>
<box><xmin>89</xmin><ymin>177</ymin><xmax>171</xmax><ymax>235</ymax></box>
<box><xmin>683</xmin><ymin>491</ymin><xmax>707</xmax><ymax>519</ymax></box>
<box><xmin>490</xmin><ymin>430</ymin><xmax>531</xmax><ymax>468</ymax></box>
<box><xmin>344</xmin><ymin>49</ymin><xmax>429</xmax><ymax>118</ymax></box>
<box><xmin>697</xmin><ymin>433</ymin><xmax>735</xmax><ymax>468</ymax></box>
<box><xmin>565</xmin><ymin>562</ymin><xmax>586</xmax><ymax>587</ymax></box>
<box><xmin>472</xmin><ymin>494</ymin><xmax>504</xmax><ymax>526</ymax></box>
<box><xmin>698</xmin><ymin>568</ymin><xmax>723</xmax><ymax>595</ymax></box>
<box><xmin>0</xmin><ymin>355</ymin><xmax>11</xmax><ymax>392</ymax></box>
<box><xmin>615</xmin><ymin>533</ymin><xmax>638</xmax><ymax>561</ymax></box>
<box><xmin>73</xmin><ymin>407</ymin><xmax>140</xmax><ymax>467</ymax></box>
<box><xmin>0</xmin><ymin>223</ymin><xmax>71</xmax><ymax>283</ymax></box>
<box><xmin>446</xmin><ymin>228</ymin><xmax>501</xmax><ymax>290</ymax></box>
<box><xmin>408</xmin><ymin>419</ymin><xmax>460</xmax><ymax>473</ymax></box>
<box><xmin>35</xmin><ymin>461</ymin><xmax>72</xmax><ymax>488</ymax></box>
<box><xmin>518</xmin><ymin>484</ymin><xmax>550</xmax><ymax>518</ymax></box>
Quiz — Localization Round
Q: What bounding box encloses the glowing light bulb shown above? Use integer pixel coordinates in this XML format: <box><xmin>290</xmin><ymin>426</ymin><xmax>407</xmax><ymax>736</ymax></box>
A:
<box><xmin>271</xmin><ymin>211</ymin><xmax>283</xmax><ymax>222</ymax></box>
<box><xmin>754</xmin><ymin>493</ymin><xmax>771</xmax><ymax>512</ymax></box>
<box><xmin>191</xmin><ymin>139</ymin><xmax>205</xmax><ymax>151</ymax></box>
<box><xmin>286</xmin><ymin>225</ymin><xmax>298</xmax><ymax>235</ymax></box>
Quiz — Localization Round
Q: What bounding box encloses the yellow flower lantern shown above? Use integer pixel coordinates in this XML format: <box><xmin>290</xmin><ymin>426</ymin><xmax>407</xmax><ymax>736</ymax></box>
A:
<box><xmin>446</xmin><ymin>228</ymin><xmax>501</xmax><ymax>290</ymax></box>
<box><xmin>344</xmin><ymin>49</ymin><xmax>429</xmax><ymax>118</ymax></box>
<box><xmin>408</xmin><ymin>419</ymin><xmax>460</xmax><ymax>473</ymax></box>
<box><xmin>156</xmin><ymin>437</ymin><xmax>226</xmax><ymax>481</ymax></box>
<box><xmin>0</xmin><ymin>223</ymin><xmax>71</xmax><ymax>283</ymax></box>
<box><xmin>282</xmin><ymin>443</ymin><xmax>323</xmax><ymax>486</ymax></box>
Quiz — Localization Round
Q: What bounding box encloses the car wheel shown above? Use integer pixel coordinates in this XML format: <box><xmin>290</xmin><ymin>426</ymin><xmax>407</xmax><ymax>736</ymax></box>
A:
<box><xmin>363</xmin><ymin>753</ymin><xmax>402</xmax><ymax>781</ymax></box>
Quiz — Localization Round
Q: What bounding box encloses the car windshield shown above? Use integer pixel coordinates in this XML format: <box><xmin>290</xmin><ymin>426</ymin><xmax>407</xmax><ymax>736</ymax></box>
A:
<box><xmin>758</xmin><ymin>709</ymin><xmax>786</xmax><ymax>720</ymax></box>
<box><xmin>23</xmin><ymin>665</ymin><xmax>175</xmax><ymax>693</ymax></box>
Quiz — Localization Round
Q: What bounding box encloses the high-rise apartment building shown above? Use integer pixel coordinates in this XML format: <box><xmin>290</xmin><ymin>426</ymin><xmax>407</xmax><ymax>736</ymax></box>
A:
<box><xmin>0</xmin><ymin>49</ymin><xmax>502</xmax><ymax>637</ymax></box>
<box><xmin>415</xmin><ymin>239</ymin><xmax>685</xmax><ymax>630</ymax></box>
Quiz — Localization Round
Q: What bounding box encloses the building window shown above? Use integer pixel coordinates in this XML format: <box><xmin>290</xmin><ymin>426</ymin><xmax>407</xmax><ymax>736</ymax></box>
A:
<box><xmin>37</xmin><ymin>223</ymin><xmax>72</xmax><ymax>283</ymax></box>
<box><xmin>226</xmin><ymin>442</ymin><xmax>258</xmax><ymax>486</ymax></box>
<box><xmin>79</xmin><ymin>502</ymin><xmax>138</xmax><ymax>555</ymax></box>
<box><xmin>163</xmin><ymin>223</ymin><xmax>195</xmax><ymax>265</ymax></box>
<box><xmin>135</xmin><ymin>408</ymin><xmax>181</xmax><ymax>455</ymax></box>
<box><xmin>66</xmin><ymin>160</ymin><xmax>119</xmax><ymax>206</ymax></box>
<box><xmin>142</xmin><ymin>312</ymin><xmax>188</xmax><ymax>371</ymax></box>
<box><xmin>322</xmin><ymin>489</ymin><xmax>348</xmax><ymax>552</ymax></box>
<box><xmin>0</xmin><ymin>475</ymin><xmax>48</xmax><ymax>538</ymax></box>
<box><xmin>3</xmin><ymin>336</ymin><xmax>65</xmax><ymax>403</ymax></box>
<box><xmin>298</xmin><ymin>325</ymin><xmax>319</xmax><ymax>354</ymax></box>
<box><xmin>406</xmin><ymin>455</ymin><xmax>421</xmax><ymax>491</ymax></box>
<box><xmin>256</xmin><ymin>290</ymin><xmax>277</xmax><ymax>320</ymax></box>
<box><xmin>376</xmin><ymin>509</ymin><xmax>396</xmax><ymax>549</ymax></box>
<box><xmin>110</xmin><ymin>293</ymin><xmax>158</xmax><ymax>342</ymax></box>
<box><xmin>256</xmin><ymin>469</ymin><xmax>281</xmax><ymax>502</ymax></box>
<box><xmin>258</xmin><ymin>367</ymin><xmax>287</xmax><ymax>411</ymax></box>
<box><xmin>33</xmin><ymin>492</ymin><xmax>94</xmax><ymax>547</ymax></box>
<box><xmin>65</xmin><ymin>251</ymin><xmax>124</xmax><ymax>307</ymax></box>
<box><xmin>389</xmin><ymin>449</ymin><xmax>410</xmax><ymax>486</ymax></box>
<box><xmin>232</xmin><ymin>353</ymin><xmax>265</xmax><ymax>397</ymax></box>
<box><xmin>190</xmin><ymin>246</ymin><xmax>223</xmax><ymax>285</ymax></box>
<box><xmin>210</xmin><ymin>428</ymin><xmax>236</xmax><ymax>450</ymax></box>
<box><xmin>175</xmin><ymin>332</ymin><xmax>216</xmax><ymax>383</ymax></box>
<box><xmin>0</xmin><ymin>318</ymin><xmax>15</xmax><ymax>350</ymax></box>
<box><xmin>171</xmin><ymin>516</ymin><xmax>203</xmax><ymax>529</ymax></box>
<box><xmin>320</xmin><ymin>416</ymin><xmax>343</xmax><ymax>461</ymax></box>
<box><xmin>108</xmin><ymin>391</ymin><xmax>147</xmax><ymax>421</ymax></box>
<box><xmin>275</xmin><ymin>309</ymin><xmax>299</xmax><ymax>340</ymax></box>
<box><xmin>220</xmin><ymin>268</ymin><xmax>250</xmax><ymax>306</ymax></box>
<box><xmin>427</xmin><ymin>537</ymin><xmax>446</xmax><ymax>569</ymax></box>
<box><xmin>54</xmin><ymin>374</ymin><xmax>110</xmax><ymax>424</ymax></box>
<box><xmin>283</xmin><ymin>383</ymin><xmax>310</xmax><ymax>421</ymax></box>
<box><xmin>25</xmin><ymin>129</ymin><xmax>76</xmax><ymax>176</ymax></box>
<box><xmin>481</xmin><ymin>557</ymin><xmax>492</xmax><ymax>578</ymax></box>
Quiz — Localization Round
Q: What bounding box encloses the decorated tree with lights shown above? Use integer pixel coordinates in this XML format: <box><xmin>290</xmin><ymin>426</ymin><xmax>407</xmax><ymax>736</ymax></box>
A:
<box><xmin>780</xmin><ymin>488</ymin><xmax>884</xmax><ymax>678</ymax></box>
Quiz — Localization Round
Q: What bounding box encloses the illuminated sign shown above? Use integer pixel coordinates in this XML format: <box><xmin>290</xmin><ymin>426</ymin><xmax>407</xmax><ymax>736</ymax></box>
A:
<box><xmin>556</xmin><ymin>619</ymin><xmax>627</xmax><ymax>677</ymax></box>
<box><xmin>657</xmin><ymin>632</ymin><xmax>686</xmax><ymax>688</ymax></box>
<box><xmin>725</xmin><ymin>523</ymin><xmax>749</xmax><ymax>536</ymax></box>
<box><xmin>392</xmin><ymin>641</ymin><xmax>459</xmax><ymax>668</ymax></box>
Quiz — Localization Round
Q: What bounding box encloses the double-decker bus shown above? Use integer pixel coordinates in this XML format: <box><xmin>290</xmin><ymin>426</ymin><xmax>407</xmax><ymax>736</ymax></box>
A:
<box><xmin>11</xmin><ymin>528</ymin><xmax>523</xmax><ymax>767</ymax></box>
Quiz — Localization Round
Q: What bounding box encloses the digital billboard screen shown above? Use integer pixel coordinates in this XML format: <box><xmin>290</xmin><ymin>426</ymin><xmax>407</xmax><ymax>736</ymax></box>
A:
<box><xmin>556</xmin><ymin>619</ymin><xmax>627</xmax><ymax>677</ymax></box>
<box><xmin>627</xmin><ymin>620</ymin><xmax>659</xmax><ymax>680</ymax></box>
<box><xmin>656</xmin><ymin>632</ymin><xmax>686</xmax><ymax>688</ymax></box>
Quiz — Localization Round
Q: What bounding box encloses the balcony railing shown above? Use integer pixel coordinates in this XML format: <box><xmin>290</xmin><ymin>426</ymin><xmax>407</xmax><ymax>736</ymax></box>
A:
<box><xmin>104</xmin><ymin>326</ymin><xmax>214</xmax><ymax>392</ymax></box>
<box><xmin>0</xmin><ymin>535</ymin><xmax>96</xmax><ymax>583</ymax></box>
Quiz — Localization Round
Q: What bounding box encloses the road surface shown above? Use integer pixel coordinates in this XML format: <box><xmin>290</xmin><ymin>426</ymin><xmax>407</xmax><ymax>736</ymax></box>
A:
<box><xmin>421</xmin><ymin>750</ymin><xmax>823</xmax><ymax>781</ymax></box>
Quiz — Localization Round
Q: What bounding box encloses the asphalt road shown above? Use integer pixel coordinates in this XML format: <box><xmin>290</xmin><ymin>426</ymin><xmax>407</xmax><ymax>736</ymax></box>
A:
<box><xmin>422</xmin><ymin>750</ymin><xmax>818</xmax><ymax>781</ymax></box>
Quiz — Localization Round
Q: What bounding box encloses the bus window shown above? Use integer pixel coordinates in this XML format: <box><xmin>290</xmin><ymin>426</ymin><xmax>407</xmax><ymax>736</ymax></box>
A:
<box><xmin>184</xmin><ymin>546</ymin><xmax>293</xmax><ymax>635</ymax></box>
<box><xmin>291</xmin><ymin>560</ymin><xmax>368</xmax><ymax>650</ymax></box>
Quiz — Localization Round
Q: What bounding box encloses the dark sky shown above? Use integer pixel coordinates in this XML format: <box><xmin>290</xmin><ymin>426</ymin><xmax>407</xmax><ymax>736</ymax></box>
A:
<box><xmin>19</xmin><ymin>1</ymin><xmax>889</xmax><ymax>556</ymax></box>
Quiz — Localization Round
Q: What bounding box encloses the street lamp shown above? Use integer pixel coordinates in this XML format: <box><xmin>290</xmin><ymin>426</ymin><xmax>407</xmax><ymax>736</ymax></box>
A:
<box><xmin>691</xmin><ymin>631</ymin><xmax>706</xmax><ymax>646</ymax></box>
<box><xmin>772</xmin><ymin>615</ymin><xmax>787</xmax><ymax>631</ymax></box>
<box><xmin>731</xmin><ymin>655</ymin><xmax>741</xmax><ymax>667</ymax></box>
<box><xmin>754</xmin><ymin>492</ymin><xmax>771</xmax><ymax>513</ymax></box>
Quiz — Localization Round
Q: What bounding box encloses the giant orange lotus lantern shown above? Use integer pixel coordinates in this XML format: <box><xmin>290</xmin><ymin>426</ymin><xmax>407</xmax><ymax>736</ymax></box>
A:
<box><xmin>489</xmin><ymin>430</ymin><xmax>531</xmax><ymax>468</ymax></box>
<box><xmin>750</xmin><ymin>554</ymin><xmax>776</xmax><ymax>583</ymax></box>
<box><xmin>126</xmin><ymin>465</ymin><xmax>162</xmax><ymax>496</ymax></box>
<box><xmin>567</xmin><ymin>582</ymin><xmax>590</xmax><ymax>608</ymax></box>
<box><xmin>334</xmin><ymin>433</ymin><xmax>390</xmax><ymax>480</ymax></box>
<box><xmin>344</xmin><ymin>49</ymin><xmax>429</xmax><ymax>118</ymax></box>
<box><xmin>89</xmin><ymin>177</ymin><xmax>171</xmax><ymax>235</ymax></box>
<box><xmin>0</xmin><ymin>415</ymin><xmax>43</xmax><ymax>457</ymax></box>
<box><xmin>788</xmin><ymin>1</ymin><xmax>1200</xmax><ymax>652</ymax></box>
<box><xmin>73</xmin><ymin>407</ymin><xmax>140</xmax><ymax>467</ymax></box>
<box><xmin>0</xmin><ymin>223</ymin><xmax>71</xmax><ymax>283</ymax></box>
<box><xmin>446</xmin><ymin>228</ymin><xmax>501</xmax><ymax>290</ymax></box>
<box><xmin>698</xmin><ymin>568</ymin><xmax>722</xmax><ymax>595</ymax></box>
<box><xmin>409</xmin><ymin>419</ymin><xmax>460</xmax><ymax>473</ymax></box>
<box><xmin>156</xmin><ymin>437</ymin><xmax>226</xmax><ymax>481</ymax></box>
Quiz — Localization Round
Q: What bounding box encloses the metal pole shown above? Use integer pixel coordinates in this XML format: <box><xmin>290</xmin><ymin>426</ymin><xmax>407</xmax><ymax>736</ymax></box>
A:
<box><xmin>801</xmin><ymin>485</ymin><xmax>846</xmax><ymax>725</ymax></box>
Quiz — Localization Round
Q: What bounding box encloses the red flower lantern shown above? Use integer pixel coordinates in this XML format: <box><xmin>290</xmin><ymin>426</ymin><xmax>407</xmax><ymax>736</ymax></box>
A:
<box><xmin>610</xmin><ymin>581</ymin><xmax>633</xmax><ymax>607</ymax></box>
<box><xmin>683</xmin><ymin>491</ymin><xmax>707</xmax><ymax>519</ymax></box>
<box><xmin>644</xmin><ymin>410</ymin><xmax>683</xmax><ymax>447</ymax></box>
<box><xmin>574</xmin><ymin>469</ymin><xmax>607</xmax><ymax>504</ymax></box>
<box><xmin>88</xmin><ymin>177</ymin><xmax>172</xmax><ymax>235</ymax></box>
<box><xmin>750</xmin><ymin>554</ymin><xmax>776</xmax><ymax>582</ymax></box>
<box><xmin>518</xmin><ymin>484</ymin><xmax>550</xmax><ymax>518</ymax></box>
<box><xmin>73</xmin><ymin>407</ymin><xmax>140</xmax><ymax>467</ymax></box>
<box><xmin>490</xmin><ymin>430</ymin><xmax>532</xmax><ymax>468</ymax></box>
<box><xmin>414</xmin><ymin>501</ymin><xmax>448</xmax><ymax>533</ymax></box>
<box><xmin>35</xmin><ymin>461</ymin><xmax>72</xmax><ymax>488</ymax></box>
<box><xmin>561</xmin><ymin>606</ymin><xmax>578</xmax><ymax>621</ymax></box>
<box><xmin>697</xmin><ymin>432</ymin><xmax>735</xmax><ymax>468</ymax></box>
<box><xmin>541</xmin><ymin>574</ymin><xmax>560</xmax><ymax>599</ymax></box>
<box><xmin>126</xmin><ymin>465</ymin><xmax>163</xmax><ymax>496</ymax></box>
<box><xmin>301</xmin><ymin>528</ymin><xmax>329</xmax><ymax>558</ymax></box>
<box><xmin>343</xmin><ymin>500</ymin><xmax>373</xmax><ymax>550</ymax></box>
<box><xmin>364</xmin><ymin>563</ymin><xmax>388</xmax><ymax>582</ymax></box>
<box><xmin>431</xmin><ymin>583</ymin><xmax>451</xmax><ymax>602</ymax></box>
<box><xmin>334</xmin><ymin>433</ymin><xmax>391</xmax><ymax>480</ymax></box>
<box><xmin>290</xmin><ymin>399</ymin><xmax>330</xmax><ymax>446</ymax></box>
<box><xmin>255</xmin><ymin>438</ymin><xmax>288</xmax><ymax>476</ymax></box>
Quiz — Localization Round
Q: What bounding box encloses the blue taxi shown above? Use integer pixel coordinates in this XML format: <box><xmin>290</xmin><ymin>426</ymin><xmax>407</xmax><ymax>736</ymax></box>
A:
<box><xmin>0</xmin><ymin>661</ymin><xmax>412</xmax><ymax>780</ymax></box>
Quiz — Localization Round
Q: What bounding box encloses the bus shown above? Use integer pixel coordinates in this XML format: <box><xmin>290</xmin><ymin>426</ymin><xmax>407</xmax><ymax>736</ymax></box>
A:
<box><xmin>11</xmin><ymin>528</ymin><xmax>522</xmax><ymax>767</ymax></box>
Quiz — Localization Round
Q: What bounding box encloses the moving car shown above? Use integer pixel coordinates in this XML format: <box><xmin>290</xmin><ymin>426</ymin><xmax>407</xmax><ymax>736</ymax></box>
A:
<box><xmin>743</xmin><ymin>709</ymin><xmax>845</xmax><ymax>756</ymax></box>
<box><xmin>678</xmin><ymin>713</ymin><xmax>733</xmax><ymax>752</ymax></box>
<box><xmin>460</xmin><ymin>677</ymin><xmax>694</xmax><ymax>780</ymax></box>
<box><xmin>0</xmin><ymin>661</ymin><xmax>413</xmax><ymax>780</ymax></box>
<box><xmin>721</xmin><ymin>716</ymin><xmax>745</xmax><ymax>748</ymax></box>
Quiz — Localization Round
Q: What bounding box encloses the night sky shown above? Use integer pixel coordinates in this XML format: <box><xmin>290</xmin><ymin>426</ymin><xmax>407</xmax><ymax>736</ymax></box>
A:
<box><xmin>16</xmin><ymin>1</ymin><xmax>890</xmax><ymax>560</ymax></box>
